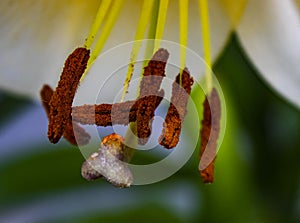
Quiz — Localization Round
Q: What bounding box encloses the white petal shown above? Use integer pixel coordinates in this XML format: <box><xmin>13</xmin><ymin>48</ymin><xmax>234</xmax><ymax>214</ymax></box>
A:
<box><xmin>0</xmin><ymin>0</ymin><xmax>145</xmax><ymax>104</ymax></box>
<box><xmin>0</xmin><ymin>0</ymin><xmax>233</xmax><ymax>101</ymax></box>
<box><xmin>0</xmin><ymin>1</ymin><xmax>97</xmax><ymax>100</ymax></box>
<box><xmin>237</xmin><ymin>0</ymin><xmax>300</xmax><ymax>108</ymax></box>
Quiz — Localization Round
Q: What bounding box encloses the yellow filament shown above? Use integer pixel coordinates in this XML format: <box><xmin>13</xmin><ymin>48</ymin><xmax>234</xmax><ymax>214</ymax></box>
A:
<box><xmin>179</xmin><ymin>0</ymin><xmax>188</xmax><ymax>85</ymax></box>
<box><xmin>84</xmin><ymin>0</ymin><xmax>112</xmax><ymax>49</ymax></box>
<box><xmin>142</xmin><ymin>0</ymin><xmax>160</xmax><ymax>70</ymax></box>
<box><xmin>123</xmin><ymin>1</ymin><xmax>160</xmax><ymax>162</ymax></box>
<box><xmin>198</xmin><ymin>0</ymin><xmax>212</xmax><ymax>93</ymax></box>
<box><xmin>87</xmin><ymin>0</ymin><xmax>125</xmax><ymax>69</ymax></box>
<box><xmin>121</xmin><ymin>0</ymin><xmax>155</xmax><ymax>102</ymax></box>
<box><xmin>154</xmin><ymin>0</ymin><xmax>169</xmax><ymax>52</ymax></box>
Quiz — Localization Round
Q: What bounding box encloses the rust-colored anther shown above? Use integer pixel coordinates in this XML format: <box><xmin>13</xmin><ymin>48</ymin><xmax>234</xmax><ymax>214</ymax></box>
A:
<box><xmin>199</xmin><ymin>88</ymin><xmax>221</xmax><ymax>183</ymax></box>
<box><xmin>40</xmin><ymin>84</ymin><xmax>90</xmax><ymax>146</ymax></box>
<box><xmin>47</xmin><ymin>47</ymin><xmax>90</xmax><ymax>144</ymax></box>
<box><xmin>72</xmin><ymin>90</ymin><xmax>164</xmax><ymax>127</ymax></box>
<box><xmin>159</xmin><ymin>68</ymin><xmax>194</xmax><ymax>149</ymax></box>
<box><xmin>136</xmin><ymin>48</ymin><xmax>169</xmax><ymax>145</ymax></box>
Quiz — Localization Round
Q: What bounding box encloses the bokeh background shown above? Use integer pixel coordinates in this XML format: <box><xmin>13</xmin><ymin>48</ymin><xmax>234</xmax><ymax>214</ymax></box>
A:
<box><xmin>0</xmin><ymin>34</ymin><xmax>299</xmax><ymax>223</ymax></box>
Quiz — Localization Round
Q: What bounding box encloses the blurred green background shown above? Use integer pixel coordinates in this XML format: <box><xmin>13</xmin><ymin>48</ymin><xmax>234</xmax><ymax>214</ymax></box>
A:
<box><xmin>0</xmin><ymin>34</ymin><xmax>299</xmax><ymax>223</ymax></box>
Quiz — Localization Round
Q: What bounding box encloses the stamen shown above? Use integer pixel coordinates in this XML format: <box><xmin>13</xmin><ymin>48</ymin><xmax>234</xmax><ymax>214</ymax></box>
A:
<box><xmin>179</xmin><ymin>0</ymin><xmax>188</xmax><ymax>85</ymax></box>
<box><xmin>199</xmin><ymin>88</ymin><xmax>221</xmax><ymax>183</ymax></box>
<box><xmin>121</xmin><ymin>0</ymin><xmax>155</xmax><ymax>102</ymax></box>
<box><xmin>159</xmin><ymin>68</ymin><xmax>193</xmax><ymax>149</ymax></box>
<box><xmin>154</xmin><ymin>0</ymin><xmax>169</xmax><ymax>51</ymax></box>
<box><xmin>122</xmin><ymin>0</ymin><xmax>160</xmax><ymax>162</ymax></box>
<box><xmin>40</xmin><ymin>84</ymin><xmax>90</xmax><ymax>146</ymax></box>
<box><xmin>40</xmin><ymin>84</ymin><xmax>54</xmax><ymax>115</ymax></box>
<box><xmin>87</xmin><ymin>0</ymin><xmax>125</xmax><ymax>69</ymax></box>
<box><xmin>47</xmin><ymin>47</ymin><xmax>90</xmax><ymax>144</ymax></box>
<box><xmin>84</xmin><ymin>0</ymin><xmax>112</xmax><ymax>49</ymax></box>
<box><xmin>136</xmin><ymin>48</ymin><xmax>169</xmax><ymax>145</ymax></box>
<box><xmin>143</xmin><ymin>0</ymin><xmax>160</xmax><ymax>66</ymax></box>
<box><xmin>73</xmin><ymin>49</ymin><xmax>169</xmax><ymax>145</ymax></box>
<box><xmin>66</xmin><ymin>121</ymin><xmax>91</xmax><ymax>146</ymax></box>
<box><xmin>198</xmin><ymin>0</ymin><xmax>212</xmax><ymax>93</ymax></box>
<box><xmin>72</xmin><ymin>90</ymin><xmax>164</xmax><ymax>126</ymax></box>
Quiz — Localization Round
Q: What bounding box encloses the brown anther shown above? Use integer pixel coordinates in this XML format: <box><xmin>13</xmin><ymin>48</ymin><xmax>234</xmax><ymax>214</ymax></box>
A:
<box><xmin>159</xmin><ymin>68</ymin><xmax>194</xmax><ymax>149</ymax></box>
<box><xmin>40</xmin><ymin>84</ymin><xmax>90</xmax><ymax>146</ymax></box>
<box><xmin>199</xmin><ymin>88</ymin><xmax>221</xmax><ymax>183</ymax></box>
<box><xmin>47</xmin><ymin>47</ymin><xmax>90</xmax><ymax>144</ymax></box>
<box><xmin>72</xmin><ymin>89</ymin><xmax>164</xmax><ymax>127</ymax></box>
<box><xmin>136</xmin><ymin>48</ymin><xmax>169</xmax><ymax>145</ymax></box>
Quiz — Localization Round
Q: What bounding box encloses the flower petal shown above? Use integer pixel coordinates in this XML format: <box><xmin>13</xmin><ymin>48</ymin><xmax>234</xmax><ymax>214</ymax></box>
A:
<box><xmin>0</xmin><ymin>0</ymin><xmax>235</xmax><ymax>101</ymax></box>
<box><xmin>237</xmin><ymin>0</ymin><xmax>300</xmax><ymax>108</ymax></box>
<box><xmin>0</xmin><ymin>1</ymin><xmax>141</xmax><ymax>100</ymax></box>
<box><xmin>0</xmin><ymin>1</ymin><xmax>98</xmax><ymax>100</ymax></box>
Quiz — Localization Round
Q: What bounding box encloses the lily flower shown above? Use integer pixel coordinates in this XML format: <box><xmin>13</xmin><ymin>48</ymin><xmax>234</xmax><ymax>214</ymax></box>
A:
<box><xmin>1</xmin><ymin>0</ymin><xmax>299</xmax><ymax>108</ymax></box>
<box><xmin>0</xmin><ymin>0</ymin><xmax>240</xmax><ymax>100</ymax></box>
<box><xmin>0</xmin><ymin>0</ymin><xmax>299</xmax><ymax>109</ymax></box>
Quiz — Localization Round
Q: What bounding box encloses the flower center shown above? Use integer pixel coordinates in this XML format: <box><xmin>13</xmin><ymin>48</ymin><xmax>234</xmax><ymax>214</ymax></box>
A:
<box><xmin>40</xmin><ymin>0</ymin><xmax>225</xmax><ymax>186</ymax></box>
